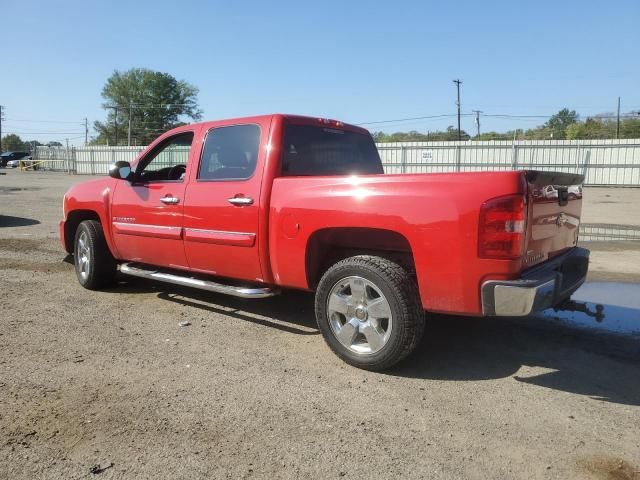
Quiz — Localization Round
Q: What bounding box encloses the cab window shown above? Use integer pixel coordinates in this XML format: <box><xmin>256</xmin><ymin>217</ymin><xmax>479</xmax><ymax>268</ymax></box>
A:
<box><xmin>137</xmin><ymin>133</ymin><xmax>193</xmax><ymax>182</ymax></box>
<box><xmin>198</xmin><ymin>124</ymin><xmax>260</xmax><ymax>180</ymax></box>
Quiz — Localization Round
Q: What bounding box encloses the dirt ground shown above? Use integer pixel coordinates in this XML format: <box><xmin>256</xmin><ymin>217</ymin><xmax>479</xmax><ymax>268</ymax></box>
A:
<box><xmin>0</xmin><ymin>170</ymin><xmax>639</xmax><ymax>480</ymax></box>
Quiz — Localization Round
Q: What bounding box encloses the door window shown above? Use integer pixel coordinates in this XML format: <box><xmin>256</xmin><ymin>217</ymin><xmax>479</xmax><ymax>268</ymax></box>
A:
<box><xmin>198</xmin><ymin>124</ymin><xmax>261</xmax><ymax>180</ymax></box>
<box><xmin>137</xmin><ymin>132</ymin><xmax>193</xmax><ymax>182</ymax></box>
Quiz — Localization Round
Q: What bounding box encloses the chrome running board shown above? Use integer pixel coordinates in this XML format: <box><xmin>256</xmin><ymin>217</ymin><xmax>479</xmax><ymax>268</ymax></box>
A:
<box><xmin>119</xmin><ymin>263</ymin><xmax>278</xmax><ymax>299</ymax></box>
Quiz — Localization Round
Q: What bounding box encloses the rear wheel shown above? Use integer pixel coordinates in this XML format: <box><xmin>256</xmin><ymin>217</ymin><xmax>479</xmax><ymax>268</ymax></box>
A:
<box><xmin>74</xmin><ymin>220</ymin><xmax>117</xmax><ymax>290</ymax></box>
<box><xmin>315</xmin><ymin>255</ymin><xmax>425</xmax><ymax>371</ymax></box>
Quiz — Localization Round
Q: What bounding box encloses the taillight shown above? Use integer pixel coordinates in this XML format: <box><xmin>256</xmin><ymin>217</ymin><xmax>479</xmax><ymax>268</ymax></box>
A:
<box><xmin>478</xmin><ymin>194</ymin><xmax>526</xmax><ymax>259</ymax></box>
<box><xmin>317</xmin><ymin>118</ymin><xmax>344</xmax><ymax>127</ymax></box>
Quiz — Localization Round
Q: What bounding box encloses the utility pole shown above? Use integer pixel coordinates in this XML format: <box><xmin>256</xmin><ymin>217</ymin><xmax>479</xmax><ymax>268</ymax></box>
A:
<box><xmin>472</xmin><ymin>110</ymin><xmax>482</xmax><ymax>137</ymax></box>
<box><xmin>106</xmin><ymin>105</ymin><xmax>119</xmax><ymax>145</ymax></box>
<box><xmin>616</xmin><ymin>97</ymin><xmax>621</xmax><ymax>139</ymax></box>
<box><xmin>114</xmin><ymin>107</ymin><xmax>118</xmax><ymax>146</ymax></box>
<box><xmin>0</xmin><ymin>105</ymin><xmax>4</xmax><ymax>153</ymax></box>
<box><xmin>127</xmin><ymin>101</ymin><xmax>132</xmax><ymax>146</ymax></box>
<box><xmin>453</xmin><ymin>79</ymin><xmax>462</xmax><ymax>141</ymax></box>
<box><xmin>84</xmin><ymin>117</ymin><xmax>88</xmax><ymax>146</ymax></box>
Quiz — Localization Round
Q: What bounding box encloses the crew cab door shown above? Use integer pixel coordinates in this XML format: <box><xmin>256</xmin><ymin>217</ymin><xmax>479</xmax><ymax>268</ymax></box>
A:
<box><xmin>110</xmin><ymin>131</ymin><xmax>195</xmax><ymax>269</ymax></box>
<box><xmin>182</xmin><ymin>120</ymin><xmax>269</xmax><ymax>282</ymax></box>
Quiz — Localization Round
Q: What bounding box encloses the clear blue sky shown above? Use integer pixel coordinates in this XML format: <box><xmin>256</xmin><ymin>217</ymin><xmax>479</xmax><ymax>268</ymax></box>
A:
<box><xmin>1</xmin><ymin>0</ymin><xmax>639</xmax><ymax>144</ymax></box>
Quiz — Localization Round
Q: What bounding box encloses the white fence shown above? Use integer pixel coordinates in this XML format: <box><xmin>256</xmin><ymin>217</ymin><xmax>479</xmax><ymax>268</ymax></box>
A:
<box><xmin>378</xmin><ymin>139</ymin><xmax>640</xmax><ymax>186</ymax></box>
<box><xmin>33</xmin><ymin>139</ymin><xmax>640</xmax><ymax>186</ymax></box>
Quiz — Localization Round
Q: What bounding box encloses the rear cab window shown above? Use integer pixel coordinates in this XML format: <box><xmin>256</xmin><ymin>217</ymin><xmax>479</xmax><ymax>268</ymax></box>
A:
<box><xmin>281</xmin><ymin>123</ymin><xmax>383</xmax><ymax>176</ymax></box>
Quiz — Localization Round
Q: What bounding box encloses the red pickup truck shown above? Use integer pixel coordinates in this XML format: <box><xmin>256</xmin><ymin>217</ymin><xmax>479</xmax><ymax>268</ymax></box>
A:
<box><xmin>60</xmin><ymin>114</ymin><xmax>589</xmax><ymax>370</ymax></box>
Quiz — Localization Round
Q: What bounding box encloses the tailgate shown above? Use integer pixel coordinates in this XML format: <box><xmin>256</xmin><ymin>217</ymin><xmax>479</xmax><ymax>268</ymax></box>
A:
<box><xmin>523</xmin><ymin>171</ymin><xmax>584</xmax><ymax>268</ymax></box>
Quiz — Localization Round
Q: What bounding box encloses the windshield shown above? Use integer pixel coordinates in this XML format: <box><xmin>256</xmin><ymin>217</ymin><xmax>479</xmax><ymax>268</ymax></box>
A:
<box><xmin>281</xmin><ymin>124</ymin><xmax>383</xmax><ymax>176</ymax></box>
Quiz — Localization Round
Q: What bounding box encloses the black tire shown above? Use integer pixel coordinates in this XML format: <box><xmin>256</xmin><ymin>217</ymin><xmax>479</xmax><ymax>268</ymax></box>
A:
<box><xmin>74</xmin><ymin>220</ymin><xmax>117</xmax><ymax>290</ymax></box>
<box><xmin>315</xmin><ymin>255</ymin><xmax>425</xmax><ymax>371</ymax></box>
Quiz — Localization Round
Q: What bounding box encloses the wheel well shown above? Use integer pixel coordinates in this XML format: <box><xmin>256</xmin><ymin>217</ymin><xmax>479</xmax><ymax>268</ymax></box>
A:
<box><xmin>305</xmin><ymin>227</ymin><xmax>415</xmax><ymax>288</ymax></box>
<box><xmin>64</xmin><ymin>210</ymin><xmax>100</xmax><ymax>253</ymax></box>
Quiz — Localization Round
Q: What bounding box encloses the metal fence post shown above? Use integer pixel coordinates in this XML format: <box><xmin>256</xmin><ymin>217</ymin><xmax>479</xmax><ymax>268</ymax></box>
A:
<box><xmin>511</xmin><ymin>142</ymin><xmax>518</xmax><ymax>169</ymax></box>
<box><xmin>582</xmin><ymin>150</ymin><xmax>591</xmax><ymax>180</ymax></box>
<box><xmin>90</xmin><ymin>150</ymin><xmax>95</xmax><ymax>175</ymax></box>
<box><xmin>576</xmin><ymin>143</ymin><xmax>582</xmax><ymax>174</ymax></box>
<box><xmin>456</xmin><ymin>144</ymin><xmax>461</xmax><ymax>172</ymax></box>
<box><xmin>400</xmin><ymin>146</ymin><xmax>407</xmax><ymax>173</ymax></box>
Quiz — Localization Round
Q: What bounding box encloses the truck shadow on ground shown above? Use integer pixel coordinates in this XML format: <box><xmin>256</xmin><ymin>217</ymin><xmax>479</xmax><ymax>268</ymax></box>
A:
<box><xmin>395</xmin><ymin>313</ymin><xmax>640</xmax><ymax>406</ymax></box>
<box><xmin>110</xmin><ymin>277</ymin><xmax>640</xmax><ymax>406</ymax></box>
<box><xmin>0</xmin><ymin>215</ymin><xmax>40</xmax><ymax>227</ymax></box>
<box><xmin>108</xmin><ymin>276</ymin><xmax>319</xmax><ymax>336</ymax></box>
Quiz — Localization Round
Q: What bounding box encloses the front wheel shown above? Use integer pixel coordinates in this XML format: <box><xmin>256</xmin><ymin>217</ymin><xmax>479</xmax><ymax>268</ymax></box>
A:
<box><xmin>74</xmin><ymin>220</ymin><xmax>117</xmax><ymax>290</ymax></box>
<box><xmin>315</xmin><ymin>255</ymin><xmax>425</xmax><ymax>371</ymax></box>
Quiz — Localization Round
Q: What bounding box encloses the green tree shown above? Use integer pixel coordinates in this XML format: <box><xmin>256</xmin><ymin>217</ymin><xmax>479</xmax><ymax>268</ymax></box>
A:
<box><xmin>93</xmin><ymin>68</ymin><xmax>202</xmax><ymax>145</ymax></box>
<box><xmin>566</xmin><ymin>118</ymin><xmax>613</xmax><ymax>139</ymax></box>
<box><xmin>23</xmin><ymin>140</ymin><xmax>43</xmax><ymax>148</ymax></box>
<box><xmin>544</xmin><ymin>108</ymin><xmax>579</xmax><ymax>139</ymax></box>
<box><xmin>47</xmin><ymin>141</ymin><xmax>63</xmax><ymax>147</ymax></box>
<box><xmin>372</xmin><ymin>127</ymin><xmax>470</xmax><ymax>143</ymax></box>
<box><xmin>371</xmin><ymin>110</ymin><xmax>640</xmax><ymax>143</ymax></box>
<box><xmin>1</xmin><ymin>134</ymin><xmax>25</xmax><ymax>151</ymax></box>
<box><xmin>520</xmin><ymin>125</ymin><xmax>553</xmax><ymax>140</ymax></box>
<box><xmin>475</xmin><ymin>131</ymin><xmax>512</xmax><ymax>141</ymax></box>
<box><xmin>620</xmin><ymin>117</ymin><xmax>640</xmax><ymax>138</ymax></box>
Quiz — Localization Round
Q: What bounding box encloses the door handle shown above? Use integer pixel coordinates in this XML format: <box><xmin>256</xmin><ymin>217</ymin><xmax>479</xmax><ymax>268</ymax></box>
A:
<box><xmin>227</xmin><ymin>196</ymin><xmax>254</xmax><ymax>206</ymax></box>
<box><xmin>160</xmin><ymin>196</ymin><xmax>180</xmax><ymax>205</ymax></box>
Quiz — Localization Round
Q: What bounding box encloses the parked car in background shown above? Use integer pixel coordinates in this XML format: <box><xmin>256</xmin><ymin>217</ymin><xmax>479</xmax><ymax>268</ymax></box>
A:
<box><xmin>1</xmin><ymin>151</ymin><xmax>32</xmax><ymax>168</ymax></box>
<box><xmin>59</xmin><ymin>114</ymin><xmax>589</xmax><ymax>371</ymax></box>
<box><xmin>6</xmin><ymin>157</ymin><xmax>34</xmax><ymax>169</ymax></box>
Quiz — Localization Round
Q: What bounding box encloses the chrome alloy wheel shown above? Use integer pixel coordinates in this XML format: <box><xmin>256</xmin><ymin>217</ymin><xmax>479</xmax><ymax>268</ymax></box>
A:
<box><xmin>76</xmin><ymin>230</ymin><xmax>91</xmax><ymax>281</ymax></box>
<box><xmin>327</xmin><ymin>276</ymin><xmax>393</xmax><ymax>355</ymax></box>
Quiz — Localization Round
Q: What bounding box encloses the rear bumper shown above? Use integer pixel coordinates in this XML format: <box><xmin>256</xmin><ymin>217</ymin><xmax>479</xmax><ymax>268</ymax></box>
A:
<box><xmin>481</xmin><ymin>247</ymin><xmax>589</xmax><ymax>316</ymax></box>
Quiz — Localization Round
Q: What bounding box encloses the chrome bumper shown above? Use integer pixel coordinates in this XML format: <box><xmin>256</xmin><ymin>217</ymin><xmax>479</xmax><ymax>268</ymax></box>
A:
<box><xmin>481</xmin><ymin>247</ymin><xmax>589</xmax><ymax>316</ymax></box>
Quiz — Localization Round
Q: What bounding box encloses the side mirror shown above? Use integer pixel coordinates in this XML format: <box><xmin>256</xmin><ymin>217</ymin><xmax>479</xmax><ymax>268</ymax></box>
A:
<box><xmin>109</xmin><ymin>161</ymin><xmax>133</xmax><ymax>181</ymax></box>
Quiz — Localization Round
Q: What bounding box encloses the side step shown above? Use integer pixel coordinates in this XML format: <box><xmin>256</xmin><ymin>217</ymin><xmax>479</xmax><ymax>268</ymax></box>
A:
<box><xmin>119</xmin><ymin>263</ymin><xmax>278</xmax><ymax>299</ymax></box>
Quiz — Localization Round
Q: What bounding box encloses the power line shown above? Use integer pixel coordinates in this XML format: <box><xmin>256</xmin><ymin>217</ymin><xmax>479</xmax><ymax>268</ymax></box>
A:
<box><xmin>482</xmin><ymin>113</ymin><xmax>551</xmax><ymax>118</ymax></box>
<box><xmin>356</xmin><ymin>114</ymin><xmax>462</xmax><ymax>126</ymax></box>
<box><xmin>2</xmin><ymin>130</ymin><xmax>85</xmax><ymax>134</ymax></box>
<box><xmin>4</xmin><ymin>117</ymin><xmax>85</xmax><ymax>124</ymax></box>
<box><xmin>104</xmin><ymin>103</ymin><xmax>195</xmax><ymax>109</ymax></box>
<box><xmin>483</xmin><ymin>113</ymin><xmax>637</xmax><ymax>119</ymax></box>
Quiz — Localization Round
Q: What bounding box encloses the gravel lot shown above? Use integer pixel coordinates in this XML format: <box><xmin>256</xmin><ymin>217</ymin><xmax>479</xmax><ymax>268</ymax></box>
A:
<box><xmin>1</xmin><ymin>170</ymin><xmax>639</xmax><ymax>480</ymax></box>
